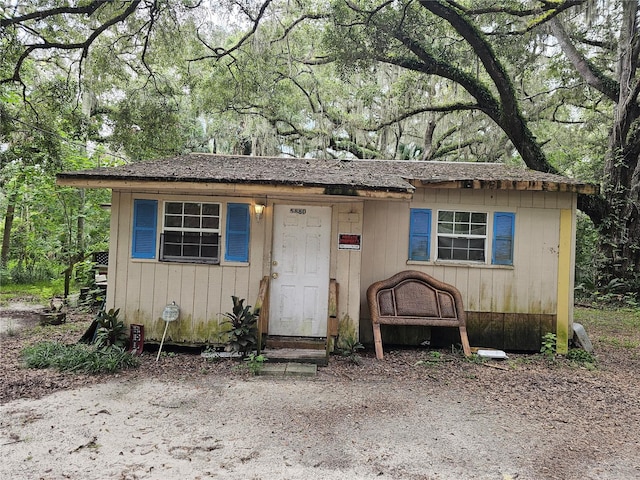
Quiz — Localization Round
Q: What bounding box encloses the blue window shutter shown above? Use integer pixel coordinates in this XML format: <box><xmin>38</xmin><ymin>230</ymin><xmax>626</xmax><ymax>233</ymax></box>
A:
<box><xmin>132</xmin><ymin>199</ymin><xmax>158</xmax><ymax>259</ymax></box>
<box><xmin>409</xmin><ymin>209</ymin><xmax>431</xmax><ymax>261</ymax></box>
<box><xmin>492</xmin><ymin>212</ymin><xmax>515</xmax><ymax>265</ymax></box>
<box><xmin>225</xmin><ymin>203</ymin><xmax>250</xmax><ymax>262</ymax></box>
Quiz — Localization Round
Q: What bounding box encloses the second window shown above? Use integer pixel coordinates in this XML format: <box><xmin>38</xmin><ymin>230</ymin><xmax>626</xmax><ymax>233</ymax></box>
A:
<box><xmin>437</xmin><ymin>210</ymin><xmax>487</xmax><ymax>262</ymax></box>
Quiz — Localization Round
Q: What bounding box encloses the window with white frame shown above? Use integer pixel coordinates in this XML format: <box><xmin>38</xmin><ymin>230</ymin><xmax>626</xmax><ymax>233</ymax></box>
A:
<box><xmin>437</xmin><ymin>210</ymin><xmax>487</xmax><ymax>262</ymax></box>
<box><xmin>160</xmin><ymin>201</ymin><xmax>221</xmax><ymax>263</ymax></box>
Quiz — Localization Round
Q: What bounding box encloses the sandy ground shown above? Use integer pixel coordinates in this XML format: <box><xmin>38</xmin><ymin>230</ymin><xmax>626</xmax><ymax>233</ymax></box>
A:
<box><xmin>1</xmin><ymin>303</ymin><xmax>640</xmax><ymax>479</ymax></box>
<box><xmin>1</xmin><ymin>373</ymin><xmax>639</xmax><ymax>480</ymax></box>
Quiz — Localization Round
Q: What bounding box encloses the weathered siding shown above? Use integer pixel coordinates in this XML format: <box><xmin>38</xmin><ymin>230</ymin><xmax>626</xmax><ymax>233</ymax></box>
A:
<box><xmin>331</xmin><ymin>203</ymin><xmax>363</xmax><ymax>339</ymax></box>
<box><xmin>105</xmin><ymin>186</ymin><xmax>576</xmax><ymax>350</ymax></box>
<box><xmin>107</xmin><ymin>190</ymin><xmax>268</xmax><ymax>344</ymax></box>
<box><xmin>359</xmin><ymin>189</ymin><xmax>577</xmax><ymax>349</ymax></box>
<box><xmin>106</xmin><ymin>192</ymin><xmax>364</xmax><ymax>345</ymax></box>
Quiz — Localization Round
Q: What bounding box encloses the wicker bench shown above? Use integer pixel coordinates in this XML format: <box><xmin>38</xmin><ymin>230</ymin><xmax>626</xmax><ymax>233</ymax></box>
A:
<box><xmin>366</xmin><ymin>270</ymin><xmax>472</xmax><ymax>359</ymax></box>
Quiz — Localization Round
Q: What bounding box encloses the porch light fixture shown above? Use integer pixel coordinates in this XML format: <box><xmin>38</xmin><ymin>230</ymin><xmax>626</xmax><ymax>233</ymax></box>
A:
<box><xmin>254</xmin><ymin>203</ymin><xmax>265</xmax><ymax>222</ymax></box>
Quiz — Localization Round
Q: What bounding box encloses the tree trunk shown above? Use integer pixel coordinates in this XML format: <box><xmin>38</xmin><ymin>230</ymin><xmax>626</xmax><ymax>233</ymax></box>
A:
<box><xmin>422</xmin><ymin>117</ymin><xmax>437</xmax><ymax>160</ymax></box>
<box><xmin>599</xmin><ymin>113</ymin><xmax>640</xmax><ymax>286</ymax></box>
<box><xmin>1</xmin><ymin>196</ymin><xmax>17</xmax><ymax>269</ymax></box>
<box><xmin>77</xmin><ymin>188</ymin><xmax>85</xmax><ymax>257</ymax></box>
<box><xmin>597</xmin><ymin>1</ymin><xmax>640</xmax><ymax>287</ymax></box>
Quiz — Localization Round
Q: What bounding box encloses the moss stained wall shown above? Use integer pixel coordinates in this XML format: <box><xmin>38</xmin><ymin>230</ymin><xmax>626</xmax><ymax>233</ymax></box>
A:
<box><xmin>358</xmin><ymin>189</ymin><xmax>577</xmax><ymax>351</ymax></box>
<box><xmin>107</xmin><ymin>190</ymin><xmax>267</xmax><ymax>344</ymax></box>
<box><xmin>107</xmin><ymin>192</ymin><xmax>365</xmax><ymax>344</ymax></box>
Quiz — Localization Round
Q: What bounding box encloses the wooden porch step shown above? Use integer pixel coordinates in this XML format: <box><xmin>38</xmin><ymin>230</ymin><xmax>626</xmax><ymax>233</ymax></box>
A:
<box><xmin>262</xmin><ymin>348</ymin><xmax>328</xmax><ymax>366</ymax></box>
<box><xmin>265</xmin><ymin>336</ymin><xmax>326</xmax><ymax>350</ymax></box>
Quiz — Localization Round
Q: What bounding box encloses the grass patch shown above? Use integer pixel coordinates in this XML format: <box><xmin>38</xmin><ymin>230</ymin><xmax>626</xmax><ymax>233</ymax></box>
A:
<box><xmin>598</xmin><ymin>336</ymin><xmax>640</xmax><ymax>349</ymax></box>
<box><xmin>575</xmin><ymin>307</ymin><xmax>640</xmax><ymax>331</ymax></box>
<box><xmin>574</xmin><ymin>307</ymin><xmax>640</xmax><ymax>352</ymax></box>
<box><xmin>0</xmin><ymin>279</ymin><xmax>69</xmax><ymax>305</ymax></box>
<box><xmin>21</xmin><ymin>342</ymin><xmax>140</xmax><ymax>374</ymax></box>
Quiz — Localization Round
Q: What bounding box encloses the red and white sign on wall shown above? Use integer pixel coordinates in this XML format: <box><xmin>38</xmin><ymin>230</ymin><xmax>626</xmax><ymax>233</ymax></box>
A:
<box><xmin>338</xmin><ymin>233</ymin><xmax>362</xmax><ymax>251</ymax></box>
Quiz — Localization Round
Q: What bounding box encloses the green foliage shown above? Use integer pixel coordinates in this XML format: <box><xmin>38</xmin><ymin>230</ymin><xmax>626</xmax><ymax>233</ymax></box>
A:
<box><xmin>222</xmin><ymin>296</ymin><xmax>258</xmax><ymax>357</ymax></box>
<box><xmin>337</xmin><ymin>334</ymin><xmax>364</xmax><ymax>365</ymax></box>
<box><xmin>243</xmin><ymin>353</ymin><xmax>267</xmax><ymax>375</ymax></box>
<box><xmin>566</xmin><ymin>348</ymin><xmax>597</xmax><ymax>367</ymax></box>
<box><xmin>415</xmin><ymin>350</ymin><xmax>453</xmax><ymax>367</ymax></box>
<box><xmin>94</xmin><ymin>308</ymin><xmax>128</xmax><ymax>350</ymax></box>
<box><xmin>540</xmin><ymin>332</ymin><xmax>557</xmax><ymax>358</ymax></box>
<box><xmin>22</xmin><ymin>342</ymin><xmax>139</xmax><ymax>374</ymax></box>
<box><xmin>0</xmin><ymin>280</ymin><xmax>66</xmax><ymax>305</ymax></box>
<box><xmin>575</xmin><ymin>306</ymin><xmax>640</xmax><ymax>332</ymax></box>
<box><xmin>5</xmin><ymin>262</ymin><xmax>56</xmax><ymax>284</ymax></box>
<box><xmin>576</xmin><ymin>275</ymin><xmax>639</xmax><ymax>307</ymax></box>
<box><xmin>574</xmin><ymin>212</ymin><xmax>602</xmax><ymax>296</ymax></box>
<box><xmin>21</xmin><ymin>341</ymin><xmax>68</xmax><ymax>368</ymax></box>
<box><xmin>463</xmin><ymin>353</ymin><xmax>487</xmax><ymax>365</ymax></box>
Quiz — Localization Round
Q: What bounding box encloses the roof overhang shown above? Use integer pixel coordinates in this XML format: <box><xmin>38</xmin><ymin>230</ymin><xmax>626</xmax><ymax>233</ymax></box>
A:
<box><xmin>55</xmin><ymin>177</ymin><xmax>414</xmax><ymax>200</ymax></box>
<box><xmin>55</xmin><ymin>154</ymin><xmax>600</xmax><ymax>198</ymax></box>
<box><xmin>413</xmin><ymin>179</ymin><xmax>599</xmax><ymax>195</ymax></box>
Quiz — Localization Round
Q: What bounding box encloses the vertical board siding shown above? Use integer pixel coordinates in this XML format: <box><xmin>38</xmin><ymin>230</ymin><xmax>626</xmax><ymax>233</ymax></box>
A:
<box><xmin>335</xmin><ymin>203</ymin><xmax>364</xmax><ymax>330</ymax></box>
<box><xmin>180</xmin><ymin>265</ymin><xmax>197</xmax><ymax>338</ymax></box>
<box><xmin>109</xmin><ymin>187</ymin><xmax>575</xmax><ymax>347</ymax></box>
<box><xmin>465</xmin><ymin>268</ymin><xmax>482</xmax><ymax>311</ymax></box>
<box><xmin>111</xmin><ymin>192</ymin><xmax>266</xmax><ymax>343</ymax></box>
<box><xmin>335</xmin><ymin>211</ymin><xmax>351</xmax><ymax>318</ymax></box>
<box><xmin>361</xmin><ymin>188</ymin><xmax>571</xmax><ymax>323</ymax></box>
<box><xmin>193</xmin><ymin>266</ymin><xmax>211</xmax><ymax>325</ymax></box>
<box><xmin>138</xmin><ymin>264</ymin><xmax>155</xmax><ymax>323</ymax></box>
<box><xmin>152</xmin><ymin>263</ymin><xmax>170</xmax><ymax>322</ymax></box>
<box><xmin>111</xmin><ymin>191</ymin><xmax>132</xmax><ymax>311</ymax></box>
<box><xmin>206</xmin><ymin>266</ymin><xmax>224</xmax><ymax>323</ymax></box>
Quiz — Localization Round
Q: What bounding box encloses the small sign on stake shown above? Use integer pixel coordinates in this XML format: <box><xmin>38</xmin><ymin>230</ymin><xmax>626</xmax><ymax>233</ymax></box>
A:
<box><xmin>156</xmin><ymin>301</ymin><xmax>180</xmax><ymax>361</ymax></box>
<box><xmin>129</xmin><ymin>324</ymin><xmax>144</xmax><ymax>355</ymax></box>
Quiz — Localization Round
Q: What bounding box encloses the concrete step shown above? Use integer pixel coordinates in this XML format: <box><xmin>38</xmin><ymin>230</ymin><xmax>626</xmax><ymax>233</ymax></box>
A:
<box><xmin>259</xmin><ymin>362</ymin><xmax>317</xmax><ymax>377</ymax></box>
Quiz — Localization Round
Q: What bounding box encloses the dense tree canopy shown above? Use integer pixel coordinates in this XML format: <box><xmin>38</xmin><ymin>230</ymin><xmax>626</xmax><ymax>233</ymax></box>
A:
<box><xmin>1</xmin><ymin>0</ymin><xmax>639</xmax><ymax>292</ymax></box>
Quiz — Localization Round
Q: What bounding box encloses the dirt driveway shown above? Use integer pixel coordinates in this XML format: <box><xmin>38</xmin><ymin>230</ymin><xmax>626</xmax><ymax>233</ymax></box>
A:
<box><xmin>1</xmin><ymin>304</ymin><xmax>639</xmax><ymax>479</ymax></box>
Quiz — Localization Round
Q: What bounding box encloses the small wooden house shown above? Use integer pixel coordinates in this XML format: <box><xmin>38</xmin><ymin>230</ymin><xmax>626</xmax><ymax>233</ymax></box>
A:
<box><xmin>57</xmin><ymin>154</ymin><xmax>598</xmax><ymax>353</ymax></box>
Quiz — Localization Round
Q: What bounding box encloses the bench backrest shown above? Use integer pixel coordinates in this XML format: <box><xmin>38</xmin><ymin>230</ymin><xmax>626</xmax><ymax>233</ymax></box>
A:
<box><xmin>367</xmin><ymin>270</ymin><xmax>466</xmax><ymax>325</ymax></box>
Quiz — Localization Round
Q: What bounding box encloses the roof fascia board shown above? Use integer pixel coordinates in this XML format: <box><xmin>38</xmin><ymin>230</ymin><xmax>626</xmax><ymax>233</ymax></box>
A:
<box><xmin>55</xmin><ymin>178</ymin><xmax>413</xmax><ymax>199</ymax></box>
<box><xmin>417</xmin><ymin>179</ymin><xmax>599</xmax><ymax>195</ymax></box>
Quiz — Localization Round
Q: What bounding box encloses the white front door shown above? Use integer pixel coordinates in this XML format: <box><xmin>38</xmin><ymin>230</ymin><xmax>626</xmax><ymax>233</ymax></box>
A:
<box><xmin>269</xmin><ymin>205</ymin><xmax>331</xmax><ymax>337</ymax></box>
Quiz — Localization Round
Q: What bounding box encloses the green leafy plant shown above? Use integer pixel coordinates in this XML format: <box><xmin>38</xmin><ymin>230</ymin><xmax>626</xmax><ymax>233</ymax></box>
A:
<box><xmin>79</xmin><ymin>285</ymin><xmax>106</xmax><ymax>311</ymax></box>
<box><xmin>338</xmin><ymin>335</ymin><xmax>364</xmax><ymax>365</ymax></box>
<box><xmin>416</xmin><ymin>350</ymin><xmax>457</xmax><ymax>366</ymax></box>
<box><xmin>540</xmin><ymin>332</ymin><xmax>557</xmax><ymax>358</ymax></box>
<box><xmin>94</xmin><ymin>308</ymin><xmax>128</xmax><ymax>350</ymax></box>
<box><xmin>21</xmin><ymin>341</ymin><xmax>68</xmax><ymax>368</ymax></box>
<box><xmin>22</xmin><ymin>342</ymin><xmax>139</xmax><ymax>373</ymax></box>
<box><xmin>464</xmin><ymin>353</ymin><xmax>488</xmax><ymax>365</ymax></box>
<box><xmin>222</xmin><ymin>296</ymin><xmax>258</xmax><ymax>357</ymax></box>
<box><xmin>243</xmin><ymin>353</ymin><xmax>267</xmax><ymax>375</ymax></box>
<box><xmin>566</xmin><ymin>348</ymin><xmax>597</xmax><ymax>367</ymax></box>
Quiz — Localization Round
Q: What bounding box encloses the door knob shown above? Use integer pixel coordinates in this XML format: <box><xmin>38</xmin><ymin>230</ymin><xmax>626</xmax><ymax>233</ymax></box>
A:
<box><xmin>271</xmin><ymin>272</ymin><xmax>279</xmax><ymax>279</ymax></box>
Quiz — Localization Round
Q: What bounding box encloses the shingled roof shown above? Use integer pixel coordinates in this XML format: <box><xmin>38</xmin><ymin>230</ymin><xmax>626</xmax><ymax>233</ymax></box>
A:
<box><xmin>56</xmin><ymin>153</ymin><xmax>599</xmax><ymax>195</ymax></box>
